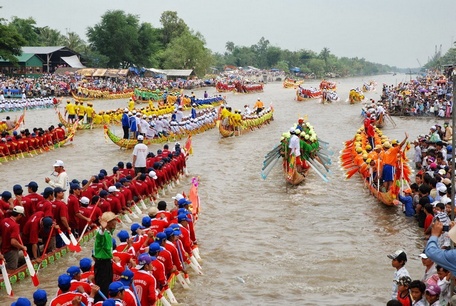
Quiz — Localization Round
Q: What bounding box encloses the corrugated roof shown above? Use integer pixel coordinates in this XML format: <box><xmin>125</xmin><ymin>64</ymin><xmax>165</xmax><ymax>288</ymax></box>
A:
<box><xmin>163</xmin><ymin>69</ymin><xmax>193</xmax><ymax>77</ymax></box>
<box><xmin>0</xmin><ymin>53</ymin><xmax>43</xmax><ymax>63</ymax></box>
<box><xmin>22</xmin><ymin>46</ymin><xmax>67</xmax><ymax>54</ymax></box>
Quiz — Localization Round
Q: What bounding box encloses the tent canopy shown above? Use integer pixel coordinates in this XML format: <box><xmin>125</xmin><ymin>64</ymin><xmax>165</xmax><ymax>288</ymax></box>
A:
<box><xmin>61</xmin><ymin>55</ymin><xmax>85</xmax><ymax>68</ymax></box>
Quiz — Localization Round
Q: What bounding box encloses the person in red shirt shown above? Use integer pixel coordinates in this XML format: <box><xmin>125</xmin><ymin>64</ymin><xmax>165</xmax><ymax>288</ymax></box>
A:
<box><xmin>12</xmin><ymin>184</ymin><xmax>33</xmax><ymax>226</ymax></box>
<box><xmin>36</xmin><ymin>187</ymin><xmax>54</xmax><ymax>218</ymax></box>
<box><xmin>79</xmin><ymin>257</ymin><xmax>94</xmax><ymax>283</ymax></box>
<box><xmin>156</xmin><ymin>201</ymin><xmax>172</xmax><ymax>222</ymax></box>
<box><xmin>106</xmin><ymin>186</ymin><xmax>122</xmax><ymax>215</ymax></box>
<box><xmin>49</xmin><ymin>274</ymin><xmax>99</xmax><ymax>306</ymax></box>
<box><xmin>53</xmin><ymin>188</ymin><xmax>72</xmax><ymax>250</ymax></box>
<box><xmin>67</xmin><ymin>183</ymin><xmax>82</xmax><ymax>234</ymax></box>
<box><xmin>22</xmin><ymin>212</ymin><xmax>54</xmax><ymax>260</ymax></box>
<box><xmin>0</xmin><ymin>206</ymin><xmax>26</xmax><ymax>270</ymax></box>
<box><xmin>54</xmin><ymin>123</ymin><xmax>66</xmax><ymax>142</ymax></box>
<box><xmin>150</xmin><ymin>241</ymin><xmax>175</xmax><ymax>278</ymax></box>
<box><xmin>149</xmin><ymin>207</ymin><xmax>169</xmax><ymax>234</ymax></box>
<box><xmin>132</xmin><ymin>254</ymin><xmax>157</xmax><ymax>306</ymax></box>
<box><xmin>381</xmin><ymin>132</ymin><xmax>408</xmax><ymax>191</ymax></box>
<box><xmin>118</xmin><ymin>269</ymin><xmax>139</xmax><ymax>306</ymax></box>
<box><xmin>24</xmin><ymin>181</ymin><xmax>44</xmax><ymax>212</ymax></box>
<box><xmin>0</xmin><ymin>191</ymin><xmax>13</xmax><ymax>216</ymax></box>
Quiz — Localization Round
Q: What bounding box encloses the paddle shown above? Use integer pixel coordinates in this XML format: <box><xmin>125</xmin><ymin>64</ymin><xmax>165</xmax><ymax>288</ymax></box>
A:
<box><xmin>176</xmin><ymin>272</ymin><xmax>190</xmax><ymax>290</ymax></box>
<box><xmin>57</xmin><ymin>229</ymin><xmax>79</xmax><ymax>252</ymax></box>
<box><xmin>68</xmin><ymin>232</ymin><xmax>82</xmax><ymax>252</ymax></box>
<box><xmin>0</xmin><ymin>259</ymin><xmax>13</xmax><ymax>296</ymax></box>
<box><xmin>17</xmin><ymin>236</ymin><xmax>39</xmax><ymax>287</ymax></box>
<box><xmin>36</xmin><ymin>225</ymin><xmax>55</xmax><ymax>274</ymax></box>
<box><xmin>306</xmin><ymin>159</ymin><xmax>329</xmax><ymax>182</ymax></box>
<box><xmin>261</xmin><ymin>155</ymin><xmax>281</xmax><ymax>179</ymax></box>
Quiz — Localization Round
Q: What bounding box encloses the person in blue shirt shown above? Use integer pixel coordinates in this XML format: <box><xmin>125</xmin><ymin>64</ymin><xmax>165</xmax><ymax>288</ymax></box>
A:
<box><xmin>191</xmin><ymin>104</ymin><xmax>197</xmax><ymax>119</ymax></box>
<box><xmin>129</xmin><ymin>113</ymin><xmax>137</xmax><ymax>139</ymax></box>
<box><xmin>425</xmin><ymin>219</ymin><xmax>456</xmax><ymax>276</ymax></box>
<box><xmin>397</xmin><ymin>188</ymin><xmax>415</xmax><ymax>217</ymax></box>
<box><xmin>121</xmin><ymin>109</ymin><xmax>130</xmax><ymax>139</ymax></box>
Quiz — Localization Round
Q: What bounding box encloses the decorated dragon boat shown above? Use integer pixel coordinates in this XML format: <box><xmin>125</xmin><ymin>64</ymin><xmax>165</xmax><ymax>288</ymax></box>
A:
<box><xmin>72</xmin><ymin>89</ymin><xmax>133</xmax><ymax>101</ymax></box>
<box><xmin>362</xmin><ymin>81</ymin><xmax>377</xmax><ymax>92</ymax></box>
<box><xmin>348</xmin><ymin>89</ymin><xmax>365</xmax><ymax>104</ymax></box>
<box><xmin>216</xmin><ymin>81</ymin><xmax>264</xmax><ymax>93</ymax></box>
<box><xmin>295</xmin><ymin>88</ymin><xmax>322</xmax><ymax>101</ymax></box>
<box><xmin>261</xmin><ymin>117</ymin><xmax>332</xmax><ymax>185</ymax></box>
<box><xmin>0</xmin><ymin>122</ymin><xmax>76</xmax><ymax>164</ymax></box>
<box><xmin>104</xmin><ymin>117</ymin><xmax>216</xmax><ymax>149</ymax></box>
<box><xmin>0</xmin><ymin>110</ymin><xmax>26</xmax><ymax>133</ymax></box>
<box><xmin>321</xmin><ymin>90</ymin><xmax>340</xmax><ymax>103</ymax></box>
<box><xmin>218</xmin><ymin>107</ymin><xmax>274</xmax><ymax>138</ymax></box>
<box><xmin>339</xmin><ymin>127</ymin><xmax>411</xmax><ymax>206</ymax></box>
<box><xmin>283</xmin><ymin>78</ymin><xmax>303</xmax><ymax>88</ymax></box>
<box><xmin>319</xmin><ymin>80</ymin><xmax>337</xmax><ymax>90</ymax></box>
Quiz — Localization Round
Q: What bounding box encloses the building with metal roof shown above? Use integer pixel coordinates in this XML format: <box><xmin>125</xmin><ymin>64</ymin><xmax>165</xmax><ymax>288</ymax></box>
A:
<box><xmin>21</xmin><ymin>46</ymin><xmax>84</xmax><ymax>72</ymax></box>
<box><xmin>0</xmin><ymin>53</ymin><xmax>43</xmax><ymax>77</ymax></box>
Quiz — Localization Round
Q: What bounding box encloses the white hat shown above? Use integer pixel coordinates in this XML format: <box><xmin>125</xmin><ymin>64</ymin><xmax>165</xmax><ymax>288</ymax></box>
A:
<box><xmin>53</xmin><ymin>160</ymin><xmax>64</xmax><ymax>167</ymax></box>
<box><xmin>128</xmin><ymin>112</ymin><xmax>133</xmax><ymax>116</ymax></box>
<box><xmin>438</xmin><ymin>169</ymin><xmax>446</xmax><ymax>176</ymax></box>
<box><xmin>149</xmin><ymin>171</ymin><xmax>158</xmax><ymax>180</ymax></box>
<box><xmin>437</xmin><ymin>185</ymin><xmax>447</xmax><ymax>193</ymax></box>
<box><xmin>79</xmin><ymin>196</ymin><xmax>90</xmax><ymax>205</ymax></box>
<box><xmin>172</xmin><ymin>193</ymin><xmax>184</xmax><ymax>201</ymax></box>
<box><xmin>431</xmin><ymin>125</ymin><xmax>436</xmax><ymax>130</ymax></box>
<box><xmin>124</xmin><ymin>108</ymin><xmax>129</xmax><ymax>112</ymax></box>
<box><xmin>108</xmin><ymin>186</ymin><xmax>120</xmax><ymax>193</ymax></box>
<box><xmin>12</xmin><ymin>206</ymin><xmax>25</xmax><ymax>215</ymax></box>
<box><xmin>419</xmin><ymin>253</ymin><xmax>428</xmax><ymax>259</ymax></box>
<box><xmin>137</xmin><ymin>135</ymin><xmax>144</xmax><ymax>141</ymax></box>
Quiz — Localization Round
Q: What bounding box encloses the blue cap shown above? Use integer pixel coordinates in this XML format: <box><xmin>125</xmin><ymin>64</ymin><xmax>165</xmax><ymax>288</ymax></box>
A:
<box><xmin>112</xmin><ymin>238</ymin><xmax>117</xmax><ymax>250</ymax></box>
<box><xmin>71</xmin><ymin>179</ymin><xmax>80</xmax><ymax>184</ymax></box>
<box><xmin>42</xmin><ymin>187</ymin><xmax>54</xmax><ymax>197</ymax></box>
<box><xmin>178</xmin><ymin>214</ymin><xmax>190</xmax><ymax>222</ymax></box>
<box><xmin>141</xmin><ymin>216</ymin><xmax>151</xmax><ymax>227</ymax></box>
<box><xmin>25</xmin><ymin>181</ymin><xmax>38</xmax><ymax>188</ymax></box>
<box><xmin>79</xmin><ymin>258</ymin><xmax>92</xmax><ymax>271</ymax></box>
<box><xmin>100</xmin><ymin>169</ymin><xmax>107</xmax><ymax>176</ymax></box>
<box><xmin>119</xmin><ymin>269</ymin><xmax>134</xmax><ymax>286</ymax></box>
<box><xmin>169</xmin><ymin>224</ymin><xmax>182</xmax><ymax>236</ymax></box>
<box><xmin>117</xmin><ymin>230</ymin><xmax>130</xmax><ymax>242</ymax></box>
<box><xmin>58</xmin><ymin>274</ymin><xmax>72</xmax><ymax>287</ymax></box>
<box><xmin>119</xmin><ymin>178</ymin><xmax>129</xmax><ymax>183</ymax></box>
<box><xmin>178</xmin><ymin>208</ymin><xmax>190</xmax><ymax>215</ymax></box>
<box><xmin>118</xmin><ymin>161</ymin><xmax>124</xmax><ymax>167</ymax></box>
<box><xmin>155</xmin><ymin>232</ymin><xmax>167</xmax><ymax>243</ymax></box>
<box><xmin>11</xmin><ymin>297</ymin><xmax>31</xmax><ymax>306</ymax></box>
<box><xmin>70</xmin><ymin>183</ymin><xmax>81</xmax><ymax>190</ymax></box>
<box><xmin>177</xmin><ymin>198</ymin><xmax>191</xmax><ymax>208</ymax></box>
<box><xmin>99</xmin><ymin>190</ymin><xmax>108</xmax><ymax>197</ymax></box>
<box><xmin>164</xmin><ymin>227</ymin><xmax>175</xmax><ymax>238</ymax></box>
<box><xmin>33</xmin><ymin>289</ymin><xmax>47</xmax><ymax>304</ymax></box>
<box><xmin>81</xmin><ymin>179</ymin><xmax>88</xmax><ymax>185</ymax></box>
<box><xmin>108</xmin><ymin>281</ymin><xmax>125</xmax><ymax>294</ymax></box>
<box><xmin>66</xmin><ymin>266</ymin><xmax>81</xmax><ymax>278</ymax></box>
<box><xmin>149</xmin><ymin>242</ymin><xmax>162</xmax><ymax>254</ymax></box>
<box><xmin>115</xmin><ymin>182</ymin><xmax>122</xmax><ymax>189</ymax></box>
<box><xmin>13</xmin><ymin>184</ymin><xmax>23</xmax><ymax>192</ymax></box>
<box><xmin>1</xmin><ymin>191</ymin><xmax>12</xmax><ymax>199</ymax></box>
<box><xmin>130</xmin><ymin>223</ymin><xmax>145</xmax><ymax>234</ymax></box>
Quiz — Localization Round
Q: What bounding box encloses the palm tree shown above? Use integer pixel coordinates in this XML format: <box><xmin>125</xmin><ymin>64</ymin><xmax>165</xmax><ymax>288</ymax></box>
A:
<box><xmin>320</xmin><ymin>47</ymin><xmax>330</xmax><ymax>72</ymax></box>
<box><xmin>63</xmin><ymin>32</ymin><xmax>86</xmax><ymax>53</ymax></box>
<box><xmin>38</xmin><ymin>27</ymin><xmax>65</xmax><ymax>46</ymax></box>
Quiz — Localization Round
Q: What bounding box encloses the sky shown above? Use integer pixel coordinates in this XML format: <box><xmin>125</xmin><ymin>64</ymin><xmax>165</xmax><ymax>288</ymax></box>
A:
<box><xmin>2</xmin><ymin>0</ymin><xmax>456</xmax><ymax>68</ymax></box>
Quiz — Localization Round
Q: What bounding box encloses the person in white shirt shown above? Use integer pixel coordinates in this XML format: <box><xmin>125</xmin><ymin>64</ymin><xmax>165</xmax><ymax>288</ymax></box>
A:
<box><xmin>45</xmin><ymin>159</ymin><xmax>70</xmax><ymax>203</ymax></box>
<box><xmin>388</xmin><ymin>250</ymin><xmax>410</xmax><ymax>300</ymax></box>
<box><xmin>132</xmin><ymin>135</ymin><xmax>148</xmax><ymax>174</ymax></box>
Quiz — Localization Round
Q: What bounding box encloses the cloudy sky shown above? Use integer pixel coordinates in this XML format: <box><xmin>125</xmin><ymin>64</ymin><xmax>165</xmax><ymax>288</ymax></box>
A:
<box><xmin>2</xmin><ymin>0</ymin><xmax>456</xmax><ymax>68</ymax></box>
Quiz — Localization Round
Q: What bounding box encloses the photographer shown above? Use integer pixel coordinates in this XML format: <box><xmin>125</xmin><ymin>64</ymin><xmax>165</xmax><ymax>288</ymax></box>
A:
<box><xmin>425</xmin><ymin>219</ymin><xmax>456</xmax><ymax>275</ymax></box>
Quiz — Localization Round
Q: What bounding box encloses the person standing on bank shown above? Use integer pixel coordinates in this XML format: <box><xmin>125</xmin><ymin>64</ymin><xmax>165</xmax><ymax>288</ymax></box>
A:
<box><xmin>132</xmin><ymin>135</ymin><xmax>148</xmax><ymax>175</ymax></box>
<box><xmin>93</xmin><ymin>211</ymin><xmax>118</xmax><ymax>302</ymax></box>
<box><xmin>45</xmin><ymin>160</ymin><xmax>69</xmax><ymax>203</ymax></box>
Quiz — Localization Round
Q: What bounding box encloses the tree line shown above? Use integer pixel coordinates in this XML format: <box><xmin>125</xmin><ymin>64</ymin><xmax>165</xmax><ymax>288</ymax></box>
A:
<box><xmin>1</xmin><ymin>10</ymin><xmax>394</xmax><ymax>78</ymax></box>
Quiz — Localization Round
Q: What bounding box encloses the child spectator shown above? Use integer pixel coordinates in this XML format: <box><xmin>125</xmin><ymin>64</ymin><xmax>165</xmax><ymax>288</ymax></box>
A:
<box><xmin>424</xmin><ymin>284</ymin><xmax>440</xmax><ymax>306</ymax></box>
<box><xmin>409</xmin><ymin>280</ymin><xmax>426</xmax><ymax>306</ymax></box>
<box><xmin>388</xmin><ymin>250</ymin><xmax>410</xmax><ymax>300</ymax></box>
<box><xmin>396</xmin><ymin>276</ymin><xmax>412</xmax><ymax>306</ymax></box>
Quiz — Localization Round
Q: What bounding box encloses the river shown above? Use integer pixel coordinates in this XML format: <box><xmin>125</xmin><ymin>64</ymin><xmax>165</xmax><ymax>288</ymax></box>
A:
<box><xmin>0</xmin><ymin>74</ymin><xmax>443</xmax><ymax>305</ymax></box>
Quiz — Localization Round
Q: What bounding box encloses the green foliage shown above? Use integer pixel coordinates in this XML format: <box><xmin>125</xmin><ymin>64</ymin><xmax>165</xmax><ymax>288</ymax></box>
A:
<box><xmin>9</xmin><ymin>16</ymin><xmax>39</xmax><ymax>46</ymax></box>
<box><xmin>87</xmin><ymin>10</ymin><xmax>143</xmax><ymax>68</ymax></box>
<box><xmin>0</xmin><ymin>23</ymin><xmax>26</xmax><ymax>64</ymax></box>
<box><xmin>161</xmin><ymin>31</ymin><xmax>212</xmax><ymax>77</ymax></box>
<box><xmin>160</xmin><ymin>11</ymin><xmax>189</xmax><ymax>45</ymax></box>
<box><xmin>37</xmin><ymin>27</ymin><xmax>65</xmax><ymax>46</ymax></box>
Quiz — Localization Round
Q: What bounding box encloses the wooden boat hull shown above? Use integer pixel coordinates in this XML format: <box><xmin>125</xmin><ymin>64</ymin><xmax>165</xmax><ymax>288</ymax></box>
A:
<box><xmin>296</xmin><ymin>89</ymin><xmax>322</xmax><ymax>101</ymax></box>
<box><xmin>218</xmin><ymin>110</ymin><xmax>274</xmax><ymax>138</ymax></box>
<box><xmin>283</xmin><ymin>80</ymin><xmax>303</xmax><ymax>88</ymax></box>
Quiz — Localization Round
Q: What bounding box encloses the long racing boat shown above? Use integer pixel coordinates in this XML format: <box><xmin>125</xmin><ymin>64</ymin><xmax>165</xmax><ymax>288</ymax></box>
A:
<box><xmin>218</xmin><ymin>108</ymin><xmax>274</xmax><ymax>138</ymax></box>
<box><xmin>339</xmin><ymin>127</ymin><xmax>411</xmax><ymax>206</ymax></box>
